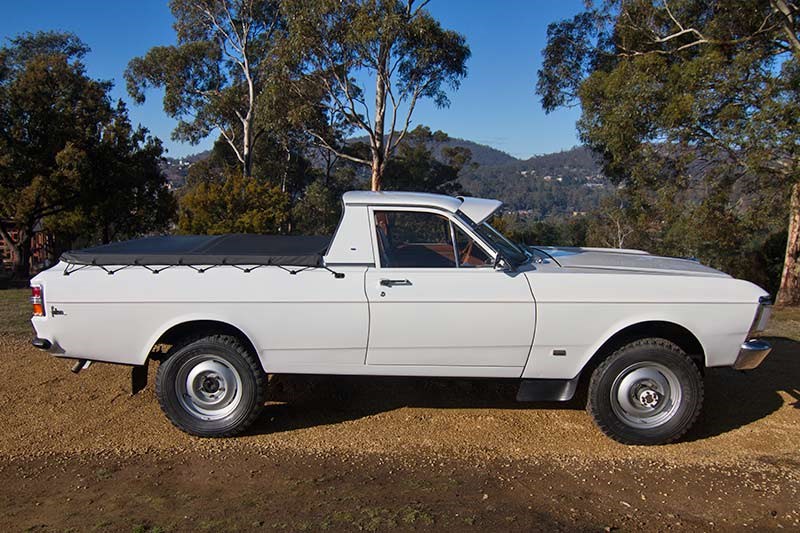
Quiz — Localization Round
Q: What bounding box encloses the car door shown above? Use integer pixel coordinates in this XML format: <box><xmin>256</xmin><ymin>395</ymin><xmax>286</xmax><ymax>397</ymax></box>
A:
<box><xmin>364</xmin><ymin>207</ymin><xmax>535</xmax><ymax>376</ymax></box>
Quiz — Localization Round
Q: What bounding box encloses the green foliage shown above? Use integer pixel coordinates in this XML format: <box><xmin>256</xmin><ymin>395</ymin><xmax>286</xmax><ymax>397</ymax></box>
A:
<box><xmin>494</xmin><ymin>213</ymin><xmax>588</xmax><ymax>248</ymax></box>
<box><xmin>50</xmin><ymin>101</ymin><xmax>177</xmax><ymax>246</ymax></box>
<box><xmin>382</xmin><ymin>126</ymin><xmax>470</xmax><ymax>195</ymax></box>
<box><xmin>282</xmin><ymin>0</ymin><xmax>470</xmax><ymax>188</ymax></box>
<box><xmin>178</xmin><ymin>170</ymin><xmax>289</xmax><ymax>234</ymax></box>
<box><xmin>0</xmin><ymin>32</ymin><xmax>175</xmax><ymax>276</ymax></box>
<box><xmin>291</xmin><ymin>180</ymin><xmax>342</xmax><ymax>235</ymax></box>
<box><xmin>291</xmin><ymin>168</ymin><xmax>357</xmax><ymax>235</ymax></box>
<box><xmin>537</xmin><ymin>0</ymin><xmax>800</xmax><ymax>296</ymax></box>
<box><xmin>126</xmin><ymin>0</ymin><xmax>286</xmax><ymax>176</ymax></box>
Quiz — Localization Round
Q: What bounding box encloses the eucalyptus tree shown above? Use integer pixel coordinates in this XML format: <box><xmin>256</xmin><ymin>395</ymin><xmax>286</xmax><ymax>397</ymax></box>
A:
<box><xmin>282</xmin><ymin>0</ymin><xmax>470</xmax><ymax>191</ymax></box>
<box><xmin>126</xmin><ymin>0</ymin><xmax>284</xmax><ymax>177</ymax></box>
<box><xmin>537</xmin><ymin>0</ymin><xmax>800</xmax><ymax>304</ymax></box>
<box><xmin>381</xmin><ymin>125</ymin><xmax>471</xmax><ymax>195</ymax></box>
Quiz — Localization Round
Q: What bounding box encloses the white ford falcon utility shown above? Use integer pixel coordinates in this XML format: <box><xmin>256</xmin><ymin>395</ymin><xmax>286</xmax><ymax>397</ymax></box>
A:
<box><xmin>30</xmin><ymin>191</ymin><xmax>772</xmax><ymax>444</ymax></box>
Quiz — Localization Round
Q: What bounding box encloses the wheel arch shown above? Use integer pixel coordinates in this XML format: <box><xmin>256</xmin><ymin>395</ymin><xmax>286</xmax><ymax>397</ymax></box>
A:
<box><xmin>143</xmin><ymin>317</ymin><xmax>260</xmax><ymax>366</ymax></box>
<box><xmin>583</xmin><ymin>321</ymin><xmax>706</xmax><ymax>378</ymax></box>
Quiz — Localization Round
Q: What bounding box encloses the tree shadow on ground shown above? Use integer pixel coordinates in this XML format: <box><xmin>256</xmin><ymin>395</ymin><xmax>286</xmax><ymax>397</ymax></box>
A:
<box><xmin>248</xmin><ymin>336</ymin><xmax>800</xmax><ymax>441</ymax></box>
<box><xmin>683</xmin><ymin>336</ymin><xmax>799</xmax><ymax>441</ymax></box>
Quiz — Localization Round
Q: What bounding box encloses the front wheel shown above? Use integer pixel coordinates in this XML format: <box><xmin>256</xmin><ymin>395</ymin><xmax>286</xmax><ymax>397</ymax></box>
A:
<box><xmin>156</xmin><ymin>334</ymin><xmax>267</xmax><ymax>437</ymax></box>
<box><xmin>587</xmin><ymin>338</ymin><xmax>703</xmax><ymax>445</ymax></box>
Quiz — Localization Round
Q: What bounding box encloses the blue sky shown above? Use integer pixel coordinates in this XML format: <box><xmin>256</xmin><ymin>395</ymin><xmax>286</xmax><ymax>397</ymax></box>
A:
<box><xmin>0</xmin><ymin>0</ymin><xmax>585</xmax><ymax>159</ymax></box>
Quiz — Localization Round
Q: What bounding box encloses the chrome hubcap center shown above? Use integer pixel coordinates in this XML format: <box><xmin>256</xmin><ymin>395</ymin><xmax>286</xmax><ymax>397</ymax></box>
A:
<box><xmin>176</xmin><ymin>356</ymin><xmax>243</xmax><ymax>421</ymax></box>
<box><xmin>201</xmin><ymin>376</ymin><xmax>221</xmax><ymax>394</ymax></box>
<box><xmin>637</xmin><ymin>387</ymin><xmax>660</xmax><ymax>409</ymax></box>
<box><xmin>610</xmin><ymin>362</ymin><xmax>683</xmax><ymax>429</ymax></box>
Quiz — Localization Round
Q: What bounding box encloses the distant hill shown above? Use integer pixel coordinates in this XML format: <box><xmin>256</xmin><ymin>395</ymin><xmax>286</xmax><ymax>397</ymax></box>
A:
<box><xmin>346</xmin><ymin>133</ymin><xmax>521</xmax><ymax>167</ymax></box>
<box><xmin>522</xmin><ymin>147</ymin><xmax>603</xmax><ymax>177</ymax></box>
<box><xmin>162</xmin><ymin>140</ymin><xmax>609</xmax><ymax>219</ymax></box>
<box><xmin>426</xmin><ymin>137</ymin><xmax>520</xmax><ymax>167</ymax></box>
<box><xmin>160</xmin><ymin>150</ymin><xmax>212</xmax><ymax>190</ymax></box>
<box><xmin>457</xmin><ymin>145</ymin><xmax>609</xmax><ymax>217</ymax></box>
<box><xmin>342</xmin><ymin>133</ymin><xmax>610</xmax><ymax>216</ymax></box>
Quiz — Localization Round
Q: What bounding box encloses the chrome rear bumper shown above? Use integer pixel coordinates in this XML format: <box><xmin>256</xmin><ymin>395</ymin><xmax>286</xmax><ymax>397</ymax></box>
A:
<box><xmin>31</xmin><ymin>337</ymin><xmax>52</xmax><ymax>350</ymax></box>
<box><xmin>733</xmin><ymin>339</ymin><xmax>772</xmax><ymax>370</ymax></box>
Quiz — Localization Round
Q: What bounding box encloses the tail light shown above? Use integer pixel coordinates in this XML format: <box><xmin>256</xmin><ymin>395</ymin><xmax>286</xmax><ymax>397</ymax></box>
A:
<box><xmin>31</xmin><ymin>285</ymin><xmax>45</xmax><ymax>317</ymax></box>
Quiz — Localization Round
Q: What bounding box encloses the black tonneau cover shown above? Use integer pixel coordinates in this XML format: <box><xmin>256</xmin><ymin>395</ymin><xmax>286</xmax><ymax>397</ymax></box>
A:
<box><xmin>61</xmin><ymin>234</ymin><xmax>331</xmax><ymax>267</ymax></box>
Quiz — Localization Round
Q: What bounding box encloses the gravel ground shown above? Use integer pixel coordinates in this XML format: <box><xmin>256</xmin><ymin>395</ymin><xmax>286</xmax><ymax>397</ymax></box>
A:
<box><xmin>0</xmin><ymin>289</ymin><xmax>799</xmax><ymax>531</ymax></box>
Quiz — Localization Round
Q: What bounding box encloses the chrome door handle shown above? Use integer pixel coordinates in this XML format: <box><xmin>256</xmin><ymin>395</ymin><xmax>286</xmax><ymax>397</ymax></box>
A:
<box><xmin>380</xmin><ymin>279</ymin><xmax>411</xmax><ymax>287</ymax></box>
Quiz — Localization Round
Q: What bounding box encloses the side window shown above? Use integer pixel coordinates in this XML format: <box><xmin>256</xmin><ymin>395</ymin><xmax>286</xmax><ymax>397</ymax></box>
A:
<box><xmin>454</xmin><ymin>225</ymin><xmax>493</xmax><ymax>268</ymax></box>
<box><xmin>375</xmin><ymin>211</ymin><xmax>456</xmax><ymax>268</ymax></box>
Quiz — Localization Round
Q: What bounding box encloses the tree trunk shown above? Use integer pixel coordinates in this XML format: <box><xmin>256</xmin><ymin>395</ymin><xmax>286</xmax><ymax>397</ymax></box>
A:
<box><xmin>371</xmin><ymin>56</ymin><xmax>388</xmax><ymax>191</ymax></box>
<box><xmin>776</xmin><ymin>181</ymin><xmax>800</xmax><ymax>305</ymax></box>
<box><xmin>281</xmin><ymin>147</ymin><xmax>291</xmax><ymax>193</ymax></box>
<box><xmin>370</xmin><ymin>154</ymin><xmax>384</xmax><ymax>192</ymax></box>
<box><xmin>16</xmin><ymin>236</ymin><xmax>31</xmax><ymax>279</ymax></box>
<box><xmin>242</xmin><ymin>120</ymin><xmax>252</xmax><ymax>178</ymax></box>
<box><xmin>243</xmin><ymin>153</ymin><xmax>252</xmax><ymax>178</ymax></box>
<box><xmin>324</xmin><ymin>151</ymin><xmax>334</xmax><ymax>186</ymax></box>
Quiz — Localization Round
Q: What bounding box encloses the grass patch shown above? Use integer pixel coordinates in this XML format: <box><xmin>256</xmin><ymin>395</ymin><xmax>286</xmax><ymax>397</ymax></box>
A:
<box><xmin>764</xmin><ymin>306</ymin><xmax>800</xmax><ymax>342</ymax></box>
<box><xmin>0</xmin><ymin>288</ymin><xmax>31</xmax><ymax>337</ymax></box>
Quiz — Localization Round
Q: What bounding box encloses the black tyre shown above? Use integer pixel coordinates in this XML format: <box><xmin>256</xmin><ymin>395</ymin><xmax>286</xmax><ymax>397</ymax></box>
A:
<box><xmin>155</xmin><ymin>334</ymin><xmax>267</xmax><ymax>437</ymax></box>
<box><xmin>587</xmin><ymin>338</ymin><xmax>703</xmax><ymax>445</ymax></box>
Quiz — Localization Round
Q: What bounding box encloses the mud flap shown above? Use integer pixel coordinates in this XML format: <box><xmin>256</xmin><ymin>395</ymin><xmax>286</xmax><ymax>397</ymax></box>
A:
<box><xmin>516</xmin><ymin>375</ymin><xmax>580</xmax><ymax>402</ymax></box>
<box><xmin>131</xmin><ymin>360</ymin><xmax>149</xmax><ymax>395</ymax></box>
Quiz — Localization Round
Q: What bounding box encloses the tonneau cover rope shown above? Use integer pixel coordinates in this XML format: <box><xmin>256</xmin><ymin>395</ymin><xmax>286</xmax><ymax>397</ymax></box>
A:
<box><xmin>59</xmin><ymin>234</ymin><xmax>343</xmax><ymax>277</ymax></box>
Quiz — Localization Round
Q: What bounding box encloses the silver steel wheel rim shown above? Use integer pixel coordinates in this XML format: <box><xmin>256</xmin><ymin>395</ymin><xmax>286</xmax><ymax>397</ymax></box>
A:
<box><xmin>176</xmin><ymin>355</ymin><xmax>243</xmax><ymax>421</ymax></box>
<box><xmin>610</xmin><ymin>362</ymin><xmax>682</xmax><ymax>429</ymax></box>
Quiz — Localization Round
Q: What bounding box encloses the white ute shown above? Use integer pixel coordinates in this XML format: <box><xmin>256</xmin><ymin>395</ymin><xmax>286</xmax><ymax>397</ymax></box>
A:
<box><xmin>30</xmin><ymin>191</ymin><xmax>773</xmax><ymax>444</ymax></box>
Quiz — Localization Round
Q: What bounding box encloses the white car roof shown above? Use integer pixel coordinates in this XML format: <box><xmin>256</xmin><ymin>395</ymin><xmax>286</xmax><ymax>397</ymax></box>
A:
<box><xmin>342</xmin><ymin>191</ymin><xmax>502</xmax><ymax>225</ymax></box>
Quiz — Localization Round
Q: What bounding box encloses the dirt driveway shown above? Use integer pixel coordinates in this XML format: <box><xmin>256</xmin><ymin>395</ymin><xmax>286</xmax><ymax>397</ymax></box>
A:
<box><xmin>0</xmin><ymin>293</ymin><xmax>799</xmax><ymax>531</ymax></box>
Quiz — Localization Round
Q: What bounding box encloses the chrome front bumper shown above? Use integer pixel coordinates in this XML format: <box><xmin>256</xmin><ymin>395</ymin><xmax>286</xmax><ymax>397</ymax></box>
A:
<box><xmin>733</xmin><ymin>339</ymin><xmax>772</xmax><ymax>370</ymax></box>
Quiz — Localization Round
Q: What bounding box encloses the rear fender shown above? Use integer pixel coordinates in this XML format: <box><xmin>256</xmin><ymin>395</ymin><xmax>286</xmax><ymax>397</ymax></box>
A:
<box><xmin>140</xmin><ymin>313</ymin><xmax>260</xmax><ymax>366</ymax></box>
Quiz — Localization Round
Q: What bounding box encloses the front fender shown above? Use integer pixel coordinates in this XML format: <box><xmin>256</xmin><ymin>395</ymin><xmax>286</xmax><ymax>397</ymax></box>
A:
<box><xmin>521</xmin><ymin>304</ymin><xmax>717</xmax><ymax>380</ymax></box>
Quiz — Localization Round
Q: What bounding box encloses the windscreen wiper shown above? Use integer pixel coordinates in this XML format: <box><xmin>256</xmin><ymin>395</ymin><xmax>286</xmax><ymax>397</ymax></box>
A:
<box><xmin>529</xmin><ymin>246</ymin><xmax>562</xmax><ymax>267</ymax></box>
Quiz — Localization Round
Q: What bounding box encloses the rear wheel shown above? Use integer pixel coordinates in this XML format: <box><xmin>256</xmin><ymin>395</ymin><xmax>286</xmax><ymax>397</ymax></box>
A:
<box><xmin>155</xmin><ymin>334</ymin><xmax>267</xmax><ymax>437</ymax></box>
<box><xmin>587</xmin><ymin>338</ymin><xmax>703</xmax><ymax>445</ymax></box>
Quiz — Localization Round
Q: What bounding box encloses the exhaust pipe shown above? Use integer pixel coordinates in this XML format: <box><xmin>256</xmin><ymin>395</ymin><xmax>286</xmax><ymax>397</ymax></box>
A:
<box><xmin>70</xmin><ymin>359</ymin><xmax>90</xmax><ymax>374</ymax></box>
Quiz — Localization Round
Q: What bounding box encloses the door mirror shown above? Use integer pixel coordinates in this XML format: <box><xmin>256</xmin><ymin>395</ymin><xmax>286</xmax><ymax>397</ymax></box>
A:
<box><xmin>493</xmin><ymin>252</ymin><xmax>514</xmax><ymax>272</ymax></box>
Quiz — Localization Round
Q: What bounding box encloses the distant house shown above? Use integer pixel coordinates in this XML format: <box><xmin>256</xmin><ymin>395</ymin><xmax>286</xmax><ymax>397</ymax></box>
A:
<box><xmin>0</xmin><ymin>220</ymin><xmax>54</xmax><ymax>274</ymax></box>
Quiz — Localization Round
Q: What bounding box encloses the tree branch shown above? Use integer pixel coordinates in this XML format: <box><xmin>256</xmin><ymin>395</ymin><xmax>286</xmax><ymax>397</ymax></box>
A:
<box><xmin>214</xmin><ymin>121</ymin><xmax>245</xmax><ymax>163</ymax></box>
<box><xmin>618</xmin><ymin>2</ymin><xmax>781</xmax><ymax>57</ymax></box>
<box><xmin>771</xmin><ymin>0</ymin><xmax>800</xmax><ymax>57</ymax></box>
<box><xmin>388</xmin><ymin>83</ymin><xmax>424</xmax><ymax>156</ymax></box>
<box><xmin>307</xmin><ymin>130</ymin><xmax>370</xmax><ymax>166</ymax></box>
